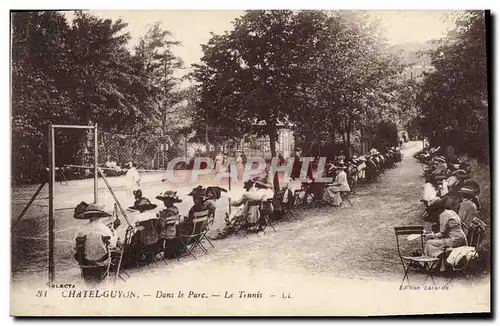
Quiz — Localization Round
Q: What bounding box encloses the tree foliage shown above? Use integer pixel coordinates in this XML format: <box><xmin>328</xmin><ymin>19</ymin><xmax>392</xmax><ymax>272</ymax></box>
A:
<box><xmin>193</xmin><ymin>10</ymin><xmax>404</xmax><ymax>162</ymax></box>
<box><xmin>11</xmin><ymin>11</ymin><xmax>185</xmax><ymax>183</ymax></box>
<box><xmin>417</xmin><ymin>11</ymin><xmax>488</xmax><ymax>161</ymax></box>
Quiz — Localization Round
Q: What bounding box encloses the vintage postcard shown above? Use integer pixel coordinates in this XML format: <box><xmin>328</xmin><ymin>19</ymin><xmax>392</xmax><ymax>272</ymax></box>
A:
<box><xmin>10</xmin><ymin>9</ymin><xmax>491</xmax><ymax>316</ymax></box>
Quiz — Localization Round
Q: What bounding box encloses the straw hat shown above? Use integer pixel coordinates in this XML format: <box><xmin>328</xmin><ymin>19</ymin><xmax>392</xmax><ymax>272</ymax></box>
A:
<box><xmin>452</xmin><ymin>169</ymin><xmax>470</xmax><ymax>179</ymax></box>
<box><xmin>253</xmin><ymin>177</ymin><xmax>273</xmax><ymax>189</ymax></box>
<box><xmin>79</xmin><ymin>203</ymin><xmax>112</xmax><ymax>219</ymax></box>
<box><xmin>458</xmin><ymin>186</ymin><xmax>477</xmax><ymax>198</ymax></box>
<box><xmin>156</xmin><ymin>190</ymin><xmax>182</xmax><ymax>203</ymax></box>
<box><xmin>333</xmin><ymin>163</ymin><xmax>348</xmax><ymax>170</ymax></box>
<box><xmin>188</xmin><ymin>185</ymin><xmax>207</xmax><ymax>198</ymax></box>
<box><xmin>129</xmin><ymin>197</ymin><xmax>158</xmax><ymax>212</ymax></box>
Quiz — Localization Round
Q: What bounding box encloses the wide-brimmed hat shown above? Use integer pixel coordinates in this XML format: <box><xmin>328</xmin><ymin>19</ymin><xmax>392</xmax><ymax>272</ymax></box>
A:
<box><xmin>333</xmin><ymin>163</ymin><xmax>348</xmax><ymax>170</ymax></box>
<box><xmin>156</xmin><ymin>190</ymin><xmax>182</xmax><ymax>203</ymax></box>
<box><xmin>188</xmin><ymin>185</ymin><xmax>207</xmax><ymax>198</ymax></box>
<box><xmin>80</xmin><ymin>203</ymin><xmax>112</xmax><ymax>219</ymax></box>
<box><xmin>253</xmin><ymin>177</ymin><xmax>273</xmax><ymax>189</ymax></box>
<box><xmin>129</xmin><ymin>197</ymin><xmax>158</xmax><ymax>212</ymax></box>
<box><xmin>452</xmin><ymin>169</ymin><xmax>470</xmax><ymax>179</ymax></box>
<box><xmin>458</xmin><ymin>186</ymin><xmax>477</xmax><ymax>197</ymax></box>
<box><xmin>435</xmin><ymin>156</ymin><xmax>446</xmax><ymax>163</ymax></box>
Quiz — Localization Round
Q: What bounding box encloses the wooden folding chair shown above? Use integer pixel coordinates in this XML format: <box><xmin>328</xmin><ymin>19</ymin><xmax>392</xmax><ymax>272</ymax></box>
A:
<box><xmin>394</xmin><ymin>226</ymin><xmax>440</xmax><ymax>286</ymax></box>
<box><xmin>76</xmin><ymin>234</ymin><xmax>113</xmax><ymax>285</ymax></box>
<box><xmin>260</xmin><ymin>198</ymin><xmax>276</xmax><ymax>233</ymax></box>
<box><xmin>301</xmin><ymin>183</ymin><xmax>316</xmax><ymax>209</ymax></box>
<box><xmin>134</xmin><ymin>219</ymin><xmax>164</xmax><ymax>267</ymax></box>
<box><xmin>203</xmin><ymin>209</ymin><xmax>216</xmax><ymax>248</ymax></box>
<box><xmin>292</xmin><ymin>189</ymin><xmax>305</xmax><ymax>209</ymax></box>
<box><xmin>420</xmin><ymin>201</ymin><xmax>429</xmax><ymax>218</ymax></box>
<box><xmin>280</xmin><ymin>189</ymin><xmax>297</xmax><ymax>222</ymax></box>
<box><xmin>339</xmin><ymin>191</ymin><xmax>353</xmax><ymax>207</ymax></box>
<box><xmin>444</xmin><ymin>218</ymin><xmax>486</xmax><ymax>284</ymax></box>
<box><xmin>176</xmin><ymin>211</ymin><xmax>209</xmax><ymax>260</ymax></box>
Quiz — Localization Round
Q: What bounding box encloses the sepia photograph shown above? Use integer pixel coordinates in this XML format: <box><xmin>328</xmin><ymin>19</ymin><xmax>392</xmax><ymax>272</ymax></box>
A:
<box><xmin>9</xmin><ymin>8</ymin><xmax>491</xmax><ymax>316</ymax></box>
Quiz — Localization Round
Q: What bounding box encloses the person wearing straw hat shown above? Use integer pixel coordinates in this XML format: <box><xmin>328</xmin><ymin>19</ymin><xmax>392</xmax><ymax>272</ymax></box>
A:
<box><xmin>213</xmin><ymin>179</ymin><xmax>262</xmax><ymax>239</ymax></box>
<box><xmin>182</xmin><ymin>186</ymin><xmax>215</xmax><ymax>233</ymax></box>
<box><xmin>73</xmin><ymin>204</ymin><xmax>120</xmax><ymax>283</ymax></box>
<box><xmin>446</xmin><ymin>169</ymin><xmax>470</xmax><ymax>194</ymax></box>
<box><xmin>156</xmin><ymin>190</ymin><xmax>183</xmax><ymax>258</ymax></box>
<box><xmin>322</xmin><ymin>163</ymin><xmax>350</xmax><ymax>206</ymax></box>
<box><xmin>156</xmin><ymin>190</ymin><xmax>182</xmax><ymax>236</ymax></box>
<box><xmin>129</xmin><ymin>189</ymin><xmax>158</xmax><ymax>213</ymax></box>
<box><xmin>457</xmin><ymin>186</ymin><xmax>480</xmax><ymax>232</ymax></box>
<box><xmin>423</xmin><ymin>200</ymin><xmax>467</xmax><ymax>272</ymax></box>
<box><xmin>74</xmin><ymin>204</ymin><xmax>118</xmax><ymax>252</ymax></box>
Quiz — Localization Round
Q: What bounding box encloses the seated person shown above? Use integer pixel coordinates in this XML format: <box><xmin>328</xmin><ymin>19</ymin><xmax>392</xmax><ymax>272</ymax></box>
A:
<box><xmin>423</xmin><ymin>201</ymin><xmax>467</xmax><ymax>272</ymax></box>
<box><xmin>425</xmin><ymin>173</ymin><xmax>476</xmax><ymax>222</ymax></box>
<box><xmin>205</xmin><ymin>186</ymin><xmax>227</xmax><ymax>225</ymax></box>
<box><xmin>230</xmin><ymin>180</ymin><xmax>263</xmax><ymax>225</ymax></box>
<box><xmin>156</xmin><ymin>190</ymin><xmax>183</xmax><ymax>258</ymax></box>
<box><xmin>322</xmin><ymin>163</ymin><xmax>350</xmax><ymax>206</ymax></box>
<box><xmin>356</xmin><ymin>156</ymin><xmax>367</xmax><ymax>181</ymax></box>
<box><xmin>130</xmin><ymin>189</ymin><xmax>157</xmax><ymax>213</ymax></box>
<box><xmin>456</xmin><ymin>186</ymin><xmax>480</xmax><ymax>242</ymax></box>
<box><xmin>431</xmin><ymin>156</ymin><xmax>447</xmax><ymax>177</ymax></box>
<box><xmin>182</xmin><ymin>186</ymin><xmax>213</xmax><ymax>237</ymax></box>
<box><xmin>215</xmin><ymin>180</ymin><xmax>262</xmax><ymax>239</ymax></box>
<box><xmin>447</xmin><ymin>170</ymin><xmax>470</xmax><ymax>194</ymax></box>
<box><xmin>73</xmin><ymin>204</ymin><xmax>120</xmax><ymax>284</ymax></box>
<box><xmin>422</xmin><ymin>181</ymin><xmax>438</xmax><ymax>204</ymax></box>
<box><xmin>365</xmin><ymin>156</ymin><xmax>378</xmax><ymax>181</ymax></box>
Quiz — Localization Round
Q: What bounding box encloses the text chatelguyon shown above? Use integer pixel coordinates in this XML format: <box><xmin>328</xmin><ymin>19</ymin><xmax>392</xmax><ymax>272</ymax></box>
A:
<box><xmin>163</xmin><ymin>157</ymin><xmax>335</xmax><ymax>184</ymax></box>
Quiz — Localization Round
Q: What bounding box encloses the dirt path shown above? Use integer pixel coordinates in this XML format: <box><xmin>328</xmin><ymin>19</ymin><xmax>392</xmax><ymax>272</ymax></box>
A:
<box><xmin>17</xmin><ymin>141</ymin><xmax>434</xmax><ymax>283</ymax></box>
<box><xmin>12</xmin><ymin>141</ymin><xmax>491</xmax><ymax>315</ymax></box>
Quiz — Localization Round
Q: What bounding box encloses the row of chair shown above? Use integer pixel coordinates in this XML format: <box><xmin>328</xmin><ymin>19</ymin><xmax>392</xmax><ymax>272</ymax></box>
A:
<box><xmin>394</xmin><ymin>149</ymin><xmax>486</xmax><ymax>287</ymax></box>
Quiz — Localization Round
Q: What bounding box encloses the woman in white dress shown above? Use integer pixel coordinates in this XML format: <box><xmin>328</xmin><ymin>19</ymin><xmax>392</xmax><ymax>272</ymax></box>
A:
<box><xmin>323</xmin><ymin>163</ymin><xmax>350</xmax><ymax>206</ymax></box>
<box><xmin>124</xmin><ymin>162</ymin><xmax>141</xmax><ymax>196</ymax></box>
<box><xmin>235</xmin><ymin>152</ymin><xmax>244</xmax><ymax>181</ymax></box>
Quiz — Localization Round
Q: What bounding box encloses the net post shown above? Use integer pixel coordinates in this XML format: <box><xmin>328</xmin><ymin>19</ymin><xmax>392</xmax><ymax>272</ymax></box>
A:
<box><xmin>94</xmin><ymin>124</ymin><xmax>98</xmax><ymax>204</ymax></box>
<box><xmin>48</xmin><ymin>123</ymin><xmax>55</xmax><ymax>283</ymax></box>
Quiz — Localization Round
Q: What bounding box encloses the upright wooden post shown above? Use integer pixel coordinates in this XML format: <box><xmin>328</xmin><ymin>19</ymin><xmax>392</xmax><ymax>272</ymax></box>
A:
<box><xmin>228</xmin><ymin>162</ymin><xmax>231</xmax><ymax>215</ymax></box>
<box><xmin>48</xmin><ymin>124</ymin><xmax>55</xmax><ymax>282</ymax></box>
<box><xmin>94</xmin><ymin>124</ymin><xmax>98</xmax><ymax>204</ymax></box>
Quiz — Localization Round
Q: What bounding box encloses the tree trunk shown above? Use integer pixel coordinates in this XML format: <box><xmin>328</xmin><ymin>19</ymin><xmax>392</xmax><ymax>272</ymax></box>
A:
<box><xmin>267</xmin><ymin>121</ymin><xmax>280</xmax><ymax>192</ymax></box>
<box><xmin>341</xmin><ymin>121</ymin><xmax>346</xmax><ymax>148</ymax></box>
<box><xmin>360</xmin><ymin>125</ymin><xmax>364</xmax><ymax>154</ymax></box>
<box><xmin>346</xmin><ymin>117</ymin><xmax>352</xmax><ymax>159</ymax></box>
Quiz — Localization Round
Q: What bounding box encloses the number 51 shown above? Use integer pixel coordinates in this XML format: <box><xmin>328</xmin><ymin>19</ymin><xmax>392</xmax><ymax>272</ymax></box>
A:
<box><xmin>36</xmin><ymin>290</ymin><xmax>47</xmax><ymax>297</ymax></box>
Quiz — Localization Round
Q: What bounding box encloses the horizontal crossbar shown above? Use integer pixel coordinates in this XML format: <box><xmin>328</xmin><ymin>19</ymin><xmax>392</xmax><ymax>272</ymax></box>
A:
<box><xmin>51</xmin><ymin>124</ymin><xmax>96</xmax><ymax>129</ymax></box>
